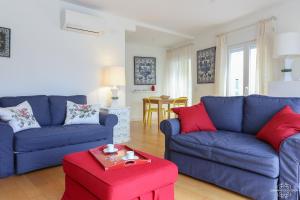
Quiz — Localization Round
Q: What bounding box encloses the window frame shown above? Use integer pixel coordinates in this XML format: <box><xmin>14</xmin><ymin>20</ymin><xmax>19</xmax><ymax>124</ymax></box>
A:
<box><xmin>227</xmin><ymin>40</ymin><xmax>256</xmax><ymax>96</ymax></box>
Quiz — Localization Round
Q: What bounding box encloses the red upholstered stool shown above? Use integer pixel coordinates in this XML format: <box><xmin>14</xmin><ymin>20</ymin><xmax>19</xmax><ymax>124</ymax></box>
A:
<box><xmin>61</xmin><ymin>150</ymin><xmax>178</xmax><ymax>200</ymax></box>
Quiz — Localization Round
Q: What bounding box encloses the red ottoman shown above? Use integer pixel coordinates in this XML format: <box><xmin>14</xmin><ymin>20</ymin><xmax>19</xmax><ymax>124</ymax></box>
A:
<box><xmin>61</xmin><ymin>150</ymin><xmax>178</xmax><ymax>200</ymax></box>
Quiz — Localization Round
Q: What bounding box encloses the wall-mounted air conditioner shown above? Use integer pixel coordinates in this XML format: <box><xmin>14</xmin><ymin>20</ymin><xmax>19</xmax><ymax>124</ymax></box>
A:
<box><xmin>62</xmin><ymin>10</ymin><xmax>105</xmax><ymax>36</ymax></box>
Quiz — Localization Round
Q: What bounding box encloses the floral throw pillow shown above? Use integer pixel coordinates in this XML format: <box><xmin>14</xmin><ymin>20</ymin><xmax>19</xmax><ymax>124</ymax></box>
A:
<box><xmin>0</xmin><ymin>101</ymin><xmax>41</xmax><ymax>133</ymax></box>
<box><xmin>64</xmin><ymin>101</ymin><xmax>100</xmax><ymax>125</ymax></box>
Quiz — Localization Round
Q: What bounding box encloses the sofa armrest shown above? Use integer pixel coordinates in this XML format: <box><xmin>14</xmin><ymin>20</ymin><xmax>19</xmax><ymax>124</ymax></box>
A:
<box><xmin>0</xmin><ymin>121</ymin><xmax>14</xmax><ymax>178</ymax></box>
<box><xmin>160</xmin><ymin>119</ymin><xmax>181</xmax><ymax>138</ymax></box>
<box><xmin>99</xmin><ymin>113</ymin><xmax>118</xmax><ymax>128</ymax></box>
<box><xmin>279</xmin><ymin>133</ymin><xmax>300</xmax><ymax>199</ymax></box>
<box><xmin>160</xmin><ymin>119</ymin><xmax>181</xmax><ymax>160</ymax></box>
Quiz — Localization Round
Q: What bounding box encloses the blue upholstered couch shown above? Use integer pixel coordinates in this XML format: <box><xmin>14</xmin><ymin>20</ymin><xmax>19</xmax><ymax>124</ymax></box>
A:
<box><xmin>0</xmin><ymin>95</ymin><xmax>117</xmax><ymax>178</ymax></box>
<box><xmin>160</xmin><ymin>95</ymin><xmax>300</xmax><ymax>200</ymax></box>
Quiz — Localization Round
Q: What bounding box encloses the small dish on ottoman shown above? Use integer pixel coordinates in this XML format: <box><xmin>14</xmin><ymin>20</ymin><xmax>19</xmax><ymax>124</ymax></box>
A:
<box><xmin>61</xmin><ymin>149</ymin><xmax>178</xmax><ymax>200</ymax></box>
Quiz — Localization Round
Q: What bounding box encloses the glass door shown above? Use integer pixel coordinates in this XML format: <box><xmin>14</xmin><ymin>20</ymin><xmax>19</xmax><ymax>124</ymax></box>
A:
<box><xmin>227</xmin><ymin>42</ymin><xmax>257</xmax><ymax>96</ymax></box>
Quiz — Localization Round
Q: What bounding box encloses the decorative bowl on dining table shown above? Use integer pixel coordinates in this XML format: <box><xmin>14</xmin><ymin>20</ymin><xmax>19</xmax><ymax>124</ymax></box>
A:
<box><xmin>160</xmin><ymin>95</ymin><xmax>170</xmax><ymax>100</ymax></box>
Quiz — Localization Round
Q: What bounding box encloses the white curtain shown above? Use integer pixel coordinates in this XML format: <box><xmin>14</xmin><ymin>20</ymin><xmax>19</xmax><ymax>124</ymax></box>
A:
<box><xmin>165</xmin><ymin>45</ymin><xmax>192</xmax><ymax>104</ymax></box>
<box><xmin>256</xmin><ymin>19</ymin><xmax>276</xmax><ymax>95</ymax></box>
<box><xmin>215</xmin><ymin>35</ymin><xmax>228</xmax><ymax>96</ymax></box>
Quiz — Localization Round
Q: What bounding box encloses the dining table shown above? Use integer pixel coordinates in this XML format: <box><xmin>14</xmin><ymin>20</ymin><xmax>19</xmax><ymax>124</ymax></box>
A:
<box><xmin>142</xmin><ymin>97</ymin><xmax>188</xmax><ymax>129</ymax></box>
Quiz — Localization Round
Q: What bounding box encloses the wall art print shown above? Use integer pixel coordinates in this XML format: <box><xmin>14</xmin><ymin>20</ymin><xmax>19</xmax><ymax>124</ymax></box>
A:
<box><xmin>134</xmin><ymin>56</ymin><xmax>156</xmax><ymax>85</ymax></box>
<box><xmin>197</xmin><ymin>47</ymin><xmax>216</xmax><ymax>84</ymax></box>
<box><xmin>0</xmin><ymin>27</ymin><xmax>11</xmax><ymax>58</ymax></box>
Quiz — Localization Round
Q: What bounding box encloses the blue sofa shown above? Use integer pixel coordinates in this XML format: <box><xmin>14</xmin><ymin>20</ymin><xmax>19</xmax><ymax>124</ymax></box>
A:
<box><xmin>160</xmin><ymin>95</ymin><xmax>300</xmax><ymax>200</ymax></box>
<box><xmin>0</xmin><ymin>95</ymin><xmax>117</xmax><ymax>178</ymax></box>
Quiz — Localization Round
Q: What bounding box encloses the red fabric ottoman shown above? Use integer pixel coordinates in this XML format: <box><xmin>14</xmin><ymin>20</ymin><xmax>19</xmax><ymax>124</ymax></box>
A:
<box><xmin>61</xmin><ymin>150</ymin><xmax>178</xmax><ymax>200</ymax></box>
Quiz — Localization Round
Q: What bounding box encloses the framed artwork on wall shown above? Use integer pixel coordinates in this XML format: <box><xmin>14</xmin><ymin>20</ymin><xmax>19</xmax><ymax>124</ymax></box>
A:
<box><xmin>197</xmin><ymin>47</ymin><xmax>216</xmax><ymax>84</ymax></box>
<box><xmin>0</xmin><ymin>27</ymin><xmax>11</xmax><ymax>58</ymax></box>
<box><xmin>134</xmin><ymin>56</ymin><xmax>156</xmax><ymax>85</ymax></box>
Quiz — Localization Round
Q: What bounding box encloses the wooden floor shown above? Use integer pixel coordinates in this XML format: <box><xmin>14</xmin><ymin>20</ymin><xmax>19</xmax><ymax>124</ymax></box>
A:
<box><xmin>0</xmin><ymin>121</ymin><xmax>249</xmax><ymax>200</ymax></box>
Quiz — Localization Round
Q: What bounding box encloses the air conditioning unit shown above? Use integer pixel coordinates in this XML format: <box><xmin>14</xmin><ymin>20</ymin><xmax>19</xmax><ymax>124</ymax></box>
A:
<box><xmin>62</xmin><ymin>10</ymin><xmax>104</xmax><ymax>36</ymax></box>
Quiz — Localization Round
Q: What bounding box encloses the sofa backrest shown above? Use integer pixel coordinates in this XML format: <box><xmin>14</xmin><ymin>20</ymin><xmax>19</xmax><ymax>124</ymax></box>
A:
<box><xmin>201</xmin><ymin>96</ymin><xmax>244</xmax><ymax>132</ymax></box>
<box><xmin>0</xmin><ymin>95</ymin><xmax>51</xmax><ymax>126</ymax></box>
<box><xmin>49</xmin><ymin>95</ymin><xmax>87</xmax><ymax>125</ymax></box>
<box><xmin>243</xmin><ymin>95</ymin><xmax>300</xmax><ymax>134</ymax></box>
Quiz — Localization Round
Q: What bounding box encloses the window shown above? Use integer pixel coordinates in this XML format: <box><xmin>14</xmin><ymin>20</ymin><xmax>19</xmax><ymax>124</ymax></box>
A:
<box><xmin>227</xmin><ymin>42</ymin><xmax>257</xmax><ymax>96</ymax></box>
<box><xmin>166</xmin><ymin>46</ymin><xmax>192</xmax><ymax>105</ymax></box>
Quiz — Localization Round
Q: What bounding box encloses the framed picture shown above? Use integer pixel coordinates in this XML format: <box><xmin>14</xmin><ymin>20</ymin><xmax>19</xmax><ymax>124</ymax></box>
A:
<box><xmin>0</xmin><ymin>27</ymin><xmax>11</xmax><ymax>58</ymax></box>
<box><xmin>134</xmin><ymin>56</ymin><xmax>156</xmax><ymax>85</ymax></box>
<box><xmin>197</xmin><ymin>47</ymin><xmax>216</xmax><ymax>84</ymax></box>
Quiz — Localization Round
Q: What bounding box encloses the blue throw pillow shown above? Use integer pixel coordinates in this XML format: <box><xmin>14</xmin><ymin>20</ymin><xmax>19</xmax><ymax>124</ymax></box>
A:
<box><xmin>0</xmin><ymin>95</ymin><xmax>51</xmax><ymax>126</ymax></box>
<box><xmin>243</xmin><ymin>95</ymin><xmax>300</xmax><ymax>134</ymax></box>
<box><xmin>49</xmin><ymin>95</ymin><xmax>87</xmax><ymax>125</ymax></box>
<box><xmin>201</xmin><ymin>96</ymin><xmax>244</xmax><ymax>132</ymax></box>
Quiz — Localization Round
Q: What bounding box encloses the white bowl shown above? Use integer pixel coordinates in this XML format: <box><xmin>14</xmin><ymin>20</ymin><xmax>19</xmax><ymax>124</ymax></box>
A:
<box><xmin>103</xmin><ymin>147</ymin><xmax>118</xmax><ymax>153</ymax></box>
<box><xmin>122</xmin><ymin>155</ymin><xmax>139</xmax><ymax>161</ymax></box>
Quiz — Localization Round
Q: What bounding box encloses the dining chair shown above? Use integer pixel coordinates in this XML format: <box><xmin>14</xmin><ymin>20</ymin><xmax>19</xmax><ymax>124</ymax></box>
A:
<box><xmin>164</xmin><ymin>97</ymin><xmax>188</xmax><ymax>118</ymax></box>
<box><xmin>143</xmin><ymin>96</ymin><xmax>165</xmax><ymax>126</ymax></box>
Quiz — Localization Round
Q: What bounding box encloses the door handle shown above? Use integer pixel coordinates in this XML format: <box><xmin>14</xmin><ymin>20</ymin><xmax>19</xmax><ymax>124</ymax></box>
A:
<box><xmin>244</xmin><ymin>86</ymin><xmax>249</xmax><ymax>96</ymax></box>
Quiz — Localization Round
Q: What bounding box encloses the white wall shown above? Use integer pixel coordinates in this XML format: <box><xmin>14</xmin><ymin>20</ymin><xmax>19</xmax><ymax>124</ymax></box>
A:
<box><xmin>125</xmin><ymin>43</ymin><xmax>167</xmax><ymax>121</ymax></box>
<box><xmin>192</xmin><ymin>0</ymin><xmax>300</xmax><ymax>103</ymax></box>
<box><xmin>0</xmin><ymin>0</ymin><xmax>135</xmax><ymax>106</ymax></box>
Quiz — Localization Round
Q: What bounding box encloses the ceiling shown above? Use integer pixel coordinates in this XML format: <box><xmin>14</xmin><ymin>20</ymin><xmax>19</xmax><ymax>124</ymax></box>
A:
<box><xmin>126</xmin><ymin>26</ymin><xmax>192</xmax><ymax>48</ymax></box>
<box><xmin>66</xmin><ymin>0</ymin><xmax>284</xmax><ymax>36</ymax></box>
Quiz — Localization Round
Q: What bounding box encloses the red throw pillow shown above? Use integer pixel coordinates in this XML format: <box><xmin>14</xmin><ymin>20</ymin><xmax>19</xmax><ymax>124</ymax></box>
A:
<box><xmin>172</xmin><ymin>103</ymin><xmax>216</xmax><ymax>134</ymax></box>
<box><xmin>256</xmin><ymin>106</ymin><xmax>300</xmax><ymax>151</ymax></box>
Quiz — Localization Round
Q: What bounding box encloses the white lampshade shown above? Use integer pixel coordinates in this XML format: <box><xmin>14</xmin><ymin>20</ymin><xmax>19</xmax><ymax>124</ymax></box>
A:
<box><xmin>101</xmin><ymin>66</ymin><xmax>126</xmax><ymax>87</ymax></box>
<box><xmin>274</xmin><ymin>32</ymin><xmax>300</xmax><ymax>57</ymax></box>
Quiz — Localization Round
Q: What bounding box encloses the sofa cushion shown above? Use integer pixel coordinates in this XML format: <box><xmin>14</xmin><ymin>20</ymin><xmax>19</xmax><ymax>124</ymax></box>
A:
<box><xmin>64</xmin><ymin>101</ymin><xmax>100</xmax><ymax>125</ymax></box>
<box><xmin>49</xmin><ymin>95</ymin><xmax>87</xmax><ymax>125</ymax></box>
<box><xmin>14</xmin><ymin>125</ymin><xmax>108</xmax><ymax>152</ymax></box>
<box><xmin>0</xmin><ymin>95</ymin><xmax>51</xmax><ymax>126</ymax></box>
<box><xmin>201</xmin><ymin>96</ymin><xmax>244</xmax><ymax>132</ymax></box>
<box><xmin>172</xmin><ymin>103</ymin><xmax>216</xmax><ymax>134</ymax></box>
<box><xmin>0</xmin><ymin>101</ymin><xmax>40</xmax><ymax>133</ymax></box>
<box><xmin>169</xmin><ymin>130</ymin><xmax>279</xmax><ymax>178</ymax></box>
<box><xmin>257</xmin><ymin>106</ymin><xmax>300</xmax><ymax>151</ymax></box>
<box><xmin>243</xmin><ymin>95</ymin><xmax>300</xmax><ymax>134</ymax></box>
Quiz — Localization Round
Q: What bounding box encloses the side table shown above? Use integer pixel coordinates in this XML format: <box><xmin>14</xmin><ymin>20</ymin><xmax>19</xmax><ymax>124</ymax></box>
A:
<box><xmin>100</xmin><ymin>107</ymin><xmax>130</xmax><ymax>144</ymax></box>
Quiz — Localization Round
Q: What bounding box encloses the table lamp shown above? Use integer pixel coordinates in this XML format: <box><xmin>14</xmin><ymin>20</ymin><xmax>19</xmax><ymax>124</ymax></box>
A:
<box><xmin>274</xmin><ymin>32</ymin><xmax>300</xmax><ymax>81</ymax></box>
<box><xmin>101</xmin><ymin>66</ymin><xmax>125</xmax><ymax>107</ymax></box>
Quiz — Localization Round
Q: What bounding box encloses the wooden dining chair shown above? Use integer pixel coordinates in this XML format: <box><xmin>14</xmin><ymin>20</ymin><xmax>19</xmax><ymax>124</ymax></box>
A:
<box><xmin>143</xmin><ymin>96</ymin><xmax>165</xmax><ymax>126</ymax></box>
<box><xmin>164</xmin><ymin>97</ymin><xmax>188</xmax><ymax>118</ymax></box>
